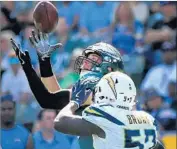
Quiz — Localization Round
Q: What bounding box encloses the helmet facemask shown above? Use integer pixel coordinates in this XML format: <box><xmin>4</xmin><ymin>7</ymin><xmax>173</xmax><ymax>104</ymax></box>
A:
<box><xmin>74</xmin><ymin>49</ymin><xmax>124</xmax><ymax>75</ymax></box>
<box><xmin>74</xmin><ymin>54</ymin><xmax>101</xmax><ymax>74</ymax></box>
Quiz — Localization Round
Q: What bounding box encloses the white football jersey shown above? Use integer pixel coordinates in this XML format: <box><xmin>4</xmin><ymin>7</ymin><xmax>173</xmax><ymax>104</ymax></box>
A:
<box><xmin>82</xmin><ymin>104</ymin><xmax>158</xmax><ymax>149</ymax></box>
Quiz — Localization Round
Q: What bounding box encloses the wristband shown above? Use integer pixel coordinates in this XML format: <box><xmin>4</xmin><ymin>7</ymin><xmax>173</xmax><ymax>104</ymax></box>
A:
<box><xmin>38</xmin><ymin>56</ymin><xmax>53</xmax><ymax>77</ymax></box>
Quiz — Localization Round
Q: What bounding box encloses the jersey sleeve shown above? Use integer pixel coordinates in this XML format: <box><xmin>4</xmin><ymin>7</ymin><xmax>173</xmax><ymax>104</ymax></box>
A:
<box><xmin>82</xmin><ymin>106</ymin><xmax>104</xmax><ymax>129</ymax></box>
<box><xmin>82</xmin><ymin>105</ymin><xmax>125</xmax><ymax>131</ymax></box>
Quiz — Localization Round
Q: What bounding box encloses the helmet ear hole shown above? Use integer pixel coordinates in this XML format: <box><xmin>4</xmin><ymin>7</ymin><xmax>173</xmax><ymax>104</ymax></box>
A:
<box><xmin>99</xmin><ymin>96</ymin><xmax>104</xmax><ymax>100</ymax></box>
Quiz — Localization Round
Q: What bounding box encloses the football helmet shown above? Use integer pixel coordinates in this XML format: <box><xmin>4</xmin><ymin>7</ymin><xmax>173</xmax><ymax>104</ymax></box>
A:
<box><xmin>93</xmin><ymin>72</ymin><xmax>137</xmax><ymax>110</ymax></box>
<box><xmin>74</xmin><ymin>42</ymin><xmax>124</xmax><ymax>75</ymax></box>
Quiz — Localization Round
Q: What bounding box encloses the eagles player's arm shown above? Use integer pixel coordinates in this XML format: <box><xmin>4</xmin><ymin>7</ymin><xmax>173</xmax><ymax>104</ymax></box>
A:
<box><xmin>29</xmin><ymin>30</ymin><xmax>62</xmax><ymax>93</ymax></box>
<box><xmin>54</xmin><ymin>102</ymin><xmax>105</xmax><ymax>137</ymax></box>
<box><xmin>39</xmin><ymin>54</ymin><xmax>65</xmax><ymax>92</ymax></box>
<box><xmin>11</xmin><ymin>38</ymin><xmax>70</xmax><ymax>110</ymax></box>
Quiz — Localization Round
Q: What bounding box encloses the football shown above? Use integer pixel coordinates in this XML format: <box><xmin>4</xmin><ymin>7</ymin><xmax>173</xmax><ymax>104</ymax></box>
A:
<box><xmin>33</xmin><ymin>1</ymin><xmax>59</xmax><ymax>33</ymax></box>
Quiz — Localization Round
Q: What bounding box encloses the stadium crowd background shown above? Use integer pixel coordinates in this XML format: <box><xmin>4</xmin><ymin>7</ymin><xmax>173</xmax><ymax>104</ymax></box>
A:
<box><xmin>0</xmin><ymin>1</ymin><xmax>176</xmax><ymax>149</ymax></box>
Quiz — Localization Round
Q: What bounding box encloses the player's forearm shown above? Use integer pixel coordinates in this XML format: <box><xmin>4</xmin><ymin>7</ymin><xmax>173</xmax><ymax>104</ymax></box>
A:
<box><xmin>22</xmin><ymin>64</ymin><xmax>70</xmax><ymax>109</ymax></box>
<box><xmin>39</xmin><ymin>56</ymin><xmax>61</xmax><ymax>92</ymax></box>
<box><xmin>54</xmin><ymin>102</ymin><xmax>104</xmax><ymax>137</ymax></box>
<box><xmin>54</xmin><ymin>103</ymin><xmax>92</xmax><ymax>136</ymax></box>
<box><xmin>54</xmin><ymin>102</ymin><xmax>82</xmax><ymax>134</ymax></box>
<box><xmin>57</xmin><ymin>102</ymin><xmax>78</xmax><ymax>117</ymax></box>
<box><xmin>41</xmin><ymin>76</ymin><xmax>60</xmax><ymax>92</ymax></box>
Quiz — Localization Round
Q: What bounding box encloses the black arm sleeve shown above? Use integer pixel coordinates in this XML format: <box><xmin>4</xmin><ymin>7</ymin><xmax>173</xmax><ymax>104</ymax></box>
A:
<box><xmin>38</xmin><ymin>56</ymin><xmax>53</xmax><ymax>77</ymax></box>
<box><xmin>22</xmin><ymin>65</ymin><xmax>70</xmax><ymax>109</ymax></box>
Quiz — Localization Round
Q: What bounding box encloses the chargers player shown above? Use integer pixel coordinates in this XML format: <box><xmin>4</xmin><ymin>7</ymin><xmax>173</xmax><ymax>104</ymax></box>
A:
<box><xmin>54</xmin><ymin>72</ymin><xmax>165</xmax><ymax>149</ymax></box>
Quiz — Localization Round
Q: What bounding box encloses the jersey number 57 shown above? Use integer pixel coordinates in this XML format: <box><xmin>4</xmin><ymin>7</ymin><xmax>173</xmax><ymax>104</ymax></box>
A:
<box><xmin>124</xmin><ymin>129</ymin><xmax>156</xmax><ymax>149</ymax></box>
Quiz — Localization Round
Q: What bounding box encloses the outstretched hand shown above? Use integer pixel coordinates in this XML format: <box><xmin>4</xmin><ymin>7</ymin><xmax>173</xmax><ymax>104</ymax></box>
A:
<box><xmin>29</xmin><ymin>30</ymin><xmax>62</xmax><ymax>60</ymax></box>
<box><xmin>10</xmin><ymin>38</ymin><xmax>31</xmax><ymax>67</ymax></box>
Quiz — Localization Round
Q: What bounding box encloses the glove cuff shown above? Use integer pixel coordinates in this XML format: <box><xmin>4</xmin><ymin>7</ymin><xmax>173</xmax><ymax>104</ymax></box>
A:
<box><xmin>70</xmin><ymin>100</ymin><xmax>80</xmax><ymax>109</ymax></box>
<box><xmin>38</xmin><ymin>56</ymin><xmax>53</xmax><ymax>77</ymax></box>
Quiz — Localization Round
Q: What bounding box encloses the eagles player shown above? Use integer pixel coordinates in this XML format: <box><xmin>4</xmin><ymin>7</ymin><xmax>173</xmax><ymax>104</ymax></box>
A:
<box><xmin>10</xmin><ymin>31</ymin><xmax>124</xmax><ymax>149</ymax></box>
<box><xmin>10</xmin><ymin>31</ymin><xmax>124</xmax><ymax>109</ymax></box>
<box><xmin>54</xmin><ymin>72</ymin><xmax>165</xmax><ymax>149</ymax></box>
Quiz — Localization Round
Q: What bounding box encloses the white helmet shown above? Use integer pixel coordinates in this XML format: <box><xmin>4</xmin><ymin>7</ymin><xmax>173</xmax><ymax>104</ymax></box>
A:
<box><xmin>93</xmin><ymin>72</ymin><xmax>137</xmax><ymax>110</ymax></box>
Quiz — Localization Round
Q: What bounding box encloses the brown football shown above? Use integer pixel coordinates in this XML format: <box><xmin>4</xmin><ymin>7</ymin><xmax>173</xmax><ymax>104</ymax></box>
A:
<box><xmin>33</xmin><ymin>1</ymin><xmax>59</xmax><ymax>33</ymax></box>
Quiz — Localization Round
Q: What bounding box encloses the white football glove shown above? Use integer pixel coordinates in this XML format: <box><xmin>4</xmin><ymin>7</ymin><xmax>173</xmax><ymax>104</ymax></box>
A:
<box><xmin>29</xmin><ymin>30</ymin><xmax>62</xmax><ymax>60</ymax></box>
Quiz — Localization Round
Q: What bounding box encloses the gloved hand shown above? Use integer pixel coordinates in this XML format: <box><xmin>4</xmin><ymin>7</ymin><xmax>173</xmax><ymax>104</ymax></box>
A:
<box><xmin>10</xmin><ymin>38</ymin><xmax>32</xmax><ymax>68</ymax></box>
<box><xmin>80</xmin><ymin>72</ymin><xmax>103</xmax><ymax>91</ymax></box>
<box><xmin>29</xmin><ymin>30</ymin><xmax>62</xmax><ymax>60</ymax></box>
<box><xmin>71</xmin><ymin>80</ymin><xmax>92</xmax><ymax>108</ymax></box>
<box><xmin>29</xmin><ymin>30</ymin><xmax>62</xmax><ymax>77</ymax></box>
